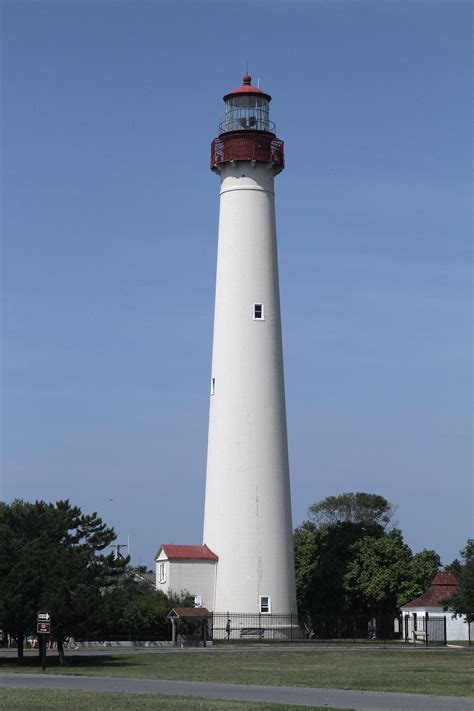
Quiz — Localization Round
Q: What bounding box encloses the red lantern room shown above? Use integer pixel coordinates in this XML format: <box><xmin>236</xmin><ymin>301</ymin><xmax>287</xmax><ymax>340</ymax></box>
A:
<box><xmin>210</xmin><ymin>75</ymin><xmax>284</xmax><ymax>174</ymax></box>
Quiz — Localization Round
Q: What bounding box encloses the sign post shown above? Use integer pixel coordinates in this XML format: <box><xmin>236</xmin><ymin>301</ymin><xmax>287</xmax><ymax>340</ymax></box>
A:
<box><xmin>37</xmin><ymin>611</ymin><xmax>51</xmax><ymax>671</ymax></box>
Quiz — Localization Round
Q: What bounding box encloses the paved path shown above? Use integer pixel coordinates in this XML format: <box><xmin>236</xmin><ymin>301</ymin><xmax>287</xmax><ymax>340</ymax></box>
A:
<box><xmin>1</xmin><ymin>673</ymin><xmax>473</xmax><ymax>710</ymax></box>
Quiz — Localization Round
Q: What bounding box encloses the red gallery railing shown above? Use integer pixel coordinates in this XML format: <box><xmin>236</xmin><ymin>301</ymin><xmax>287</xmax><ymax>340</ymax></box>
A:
<box><xmin>211</xmin><ymin>132</ymin><xmax>284</xmax><ymax>173</ymax></box>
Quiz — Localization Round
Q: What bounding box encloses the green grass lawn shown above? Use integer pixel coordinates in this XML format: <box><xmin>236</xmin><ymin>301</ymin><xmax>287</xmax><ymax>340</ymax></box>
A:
<box><xmin>1</xmin><ymin>649</ymin><xmax>472</xmax><ymax>696</ymax></box>
<box><xmin>0</xmin><ymin>688</ymin><xmax>337</xmax><ymax>710</ymax></box>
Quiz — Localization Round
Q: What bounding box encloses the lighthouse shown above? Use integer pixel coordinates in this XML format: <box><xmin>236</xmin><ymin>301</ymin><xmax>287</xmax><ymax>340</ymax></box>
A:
<box><xmin>203</xmin><ymin>75</ymin><xmax>297</xmax><ymax>617</ymax></box>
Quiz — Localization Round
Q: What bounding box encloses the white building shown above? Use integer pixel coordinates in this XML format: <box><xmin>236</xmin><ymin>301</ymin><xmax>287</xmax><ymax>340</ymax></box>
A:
<box><xmin>401</xmin><ymin>572</ymin><xmax>471</xmax><ymax>643</ymax></box>
<box><xmin>155</xmin><ymin>545</ymin><xmax>218</xmax><ymax>610</ymax></box>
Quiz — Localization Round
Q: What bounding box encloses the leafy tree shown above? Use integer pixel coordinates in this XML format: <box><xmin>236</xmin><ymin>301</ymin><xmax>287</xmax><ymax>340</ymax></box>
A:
<box><xmin>403</xmin><ymin>549</ymin><xmax>442</xmax><ymax>602</ymax></box>
<box><xmin>99</xmin><ymin>571</ymin><xmax>194</xmax><ymax>640</ymax></box>
<box><xmin>0</xmin><ymin>499</ymin><xmax>127</xmax><ymax>662</ymax></box>
<box><xmin>294</xmin><ymin>521</ymin><xmax>319</xmax><ymax>620</ymax></box>
<box><xmin>294</xmin><ymin>493</ymin><xmax>441</xmax><ymax>625</ymax></box>
<box><xmin>294</xmin><ymin>520</ymin><xmax>382</xmax><ymax>618</ymax></box>
<box><xmin>344</xmin><ymin>530</ymin><xmax>440</xmax><ymax>614</ymax></box>
<box><xmin>442</xmin><ymin>539</ymin><xmax>474</xmax><ymax>623</ymax></box>
<box><xmin>307</xmin><ymin>492</ymin><xmax>396</xmax><ymax>530</ymax></box>
<box><xmin>445</xmin><ymin>558</ymin><xmax>463</xmax><ymax>579</ymax></box>
<box><xmin>132</xmin><ymin>565</ymin><xmax>153</xmax><ymax>575</ymax></box>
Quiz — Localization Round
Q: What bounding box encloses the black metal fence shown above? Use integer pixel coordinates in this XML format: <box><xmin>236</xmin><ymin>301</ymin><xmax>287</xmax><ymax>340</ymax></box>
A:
<box><xmin>27</xmin><ymin>613</ymin><xmax>455</xmax><ymax>647</ymax></box>
<box><xmin>88</xmin><ymin>613</ymin><xmax>470</xmax><ymax>645</ymax></box>
<box><xmin>403</xmin><ymin>613</ymin><xmax>447</xmax><ymax>646</ymax></box>
<box><xmin>210</xmin><ymin>612</ymin><xmax>302</xmax><ymax>641</ymax></box>
<box><xmin>81</xmin><ymin>614</ymin><xmax>403</xmax><ymax>644</ymax></box>
<box><xmin>209</xmin><ymin>612</ymin><xmax>402</xmax><ymax>642</ymax></box>
<box><xmin>302</xmin><ymin>614</ymin><xmax>399</xmax><ymax>642</ymax></box>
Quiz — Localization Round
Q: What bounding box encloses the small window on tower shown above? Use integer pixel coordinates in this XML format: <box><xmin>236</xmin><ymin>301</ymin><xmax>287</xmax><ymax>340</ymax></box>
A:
<box><xmin>211</xmin><ymin>378</ymin><xmax>215</xmax><ymax>395</ymax></box>
<box><xmin>253</xmin><ymin>303</ymin><xmax>264</xmax><ymax>320</ymax></box>
<box><xmin>259</xmin><ymin>595</ymin><xmax>271</xmax><ymax>614</ymax></box>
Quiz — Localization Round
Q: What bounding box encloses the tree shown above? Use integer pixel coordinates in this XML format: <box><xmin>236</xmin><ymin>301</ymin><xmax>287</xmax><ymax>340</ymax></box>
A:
<box><xmin>99</xmin><ymin>571</ymin><xmax>194</xmax><ymax>641</ymax></box>
<box><xmin>294</xmin><ymin>519</ymin><xmax>383</xmax><ymax>618</ymax></box>
<box><xmin>293</xmin><ymin>521</ymin><xmax>319</xmax><ymax>619</ymax></box>
<box><xmin>344</xmin><ymin>530</ymin><xmax>440</xmax><ymax>614</ymax></box>
<box><xmin>442</xmin><ymin>540</ymin><xmax>474</xmax><ymax>623</ymax></box>
<box><xmin>307</xmin><ymin>492</ymin><xmax>396</xmax><ymax>531</ymax></box>
<box><xmin>403</xmin><ymin>549</ymin><xmax>443</xmax><ymax>603</ymax></box>
<box><xmin>294</xmin><ymin>493</ymin><xmax>441</xmax><ymax>626</ymax></box>
<box><xmin>0</xmin><ymin>499</ymin><xmax>127</xmax><ymax>662</ymax></box>
<box><xmin>445</xmin><ymin>558</ymin><xmax>463</xmax><ymax>579</ymax></box>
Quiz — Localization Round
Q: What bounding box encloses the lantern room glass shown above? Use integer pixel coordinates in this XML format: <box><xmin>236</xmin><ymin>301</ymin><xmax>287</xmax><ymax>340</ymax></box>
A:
<box><xmin>222</xmin><ymin>95</ymin><xmax>272</xmax><ymax>133</ymax></box>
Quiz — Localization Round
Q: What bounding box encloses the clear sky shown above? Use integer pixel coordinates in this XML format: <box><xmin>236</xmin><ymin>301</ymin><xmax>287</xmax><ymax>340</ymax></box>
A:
<box><xmin>2</xmin><ymin>1</ymin><xmax>472</xmax><ymax>568</ymax></box>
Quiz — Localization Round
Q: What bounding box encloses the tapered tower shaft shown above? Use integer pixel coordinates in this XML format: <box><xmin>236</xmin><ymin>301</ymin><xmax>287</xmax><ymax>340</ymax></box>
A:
<box><xmin>203</xmin><ymin>76</ymin><xmax>296</xmax><ymax>615</ymax></box>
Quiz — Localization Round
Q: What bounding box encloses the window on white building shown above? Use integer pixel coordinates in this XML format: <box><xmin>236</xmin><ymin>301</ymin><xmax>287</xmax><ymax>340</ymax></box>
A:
<box><xmin>158</xmin><ymin>563</ymin><xmax>166</xmax><ymax>584</ymax></box>
<box><xmin>211</xmin><ymin>377</ymin><xmax>215</xmax><ymax>395</ymax></box>
<box><xmin>259</xmin><ymin>595</ymin><xmax>271</xmax><ymax>614</ymax></box>
<box><xmin>253</xmin><ymin>303</ymin><xmax>264</xmax><ymax>320</ymax></box>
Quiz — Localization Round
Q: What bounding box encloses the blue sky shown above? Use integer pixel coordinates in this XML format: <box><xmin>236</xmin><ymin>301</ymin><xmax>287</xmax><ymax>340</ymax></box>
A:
<box><xmin>2</xmin><ymin>1</ymin><xmax>471</xmax><ymax>568</ymax></box>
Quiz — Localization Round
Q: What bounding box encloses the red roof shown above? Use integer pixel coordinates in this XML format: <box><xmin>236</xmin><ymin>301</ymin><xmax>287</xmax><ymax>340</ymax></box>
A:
<box><xmin>223</xmin><ymin>74</ymin><xmax>271</xmax><ymax>102</ymax></box>
<box><xmin>158</xmin><ymin>544</ymin><xmax>218</xmax><ymax>561</ymax></box>
<box><xmin>402</xmin><ymin>572</ymin><xmax>459</xmax><ymax>608</ymax></box>
<box><xmin>167</xmin><ymin>607</ymin><xmax>212</xmax><ymax>619</ymax></box>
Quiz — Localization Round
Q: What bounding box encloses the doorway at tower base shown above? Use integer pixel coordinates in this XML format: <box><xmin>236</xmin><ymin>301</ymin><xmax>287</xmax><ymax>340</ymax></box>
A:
<box><xmin>210</xmin><ymin>612</ymin><xmax>303</xmax><ymax>641</ymax></box>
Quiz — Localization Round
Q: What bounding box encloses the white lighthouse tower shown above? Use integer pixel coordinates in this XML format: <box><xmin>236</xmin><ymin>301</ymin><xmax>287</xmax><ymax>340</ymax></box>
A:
<box><xmin>203</xmin><ymin>75</ymin><xmax>297</xmax><ymax>618</ymax></box>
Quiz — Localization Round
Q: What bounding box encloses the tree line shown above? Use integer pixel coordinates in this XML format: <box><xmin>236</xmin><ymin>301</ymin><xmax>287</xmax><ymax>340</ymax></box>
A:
<box><xmin>0</xmin><ymin>494</ymin><xmax>472</xmax><ymax>661</ymax></box>
<box><xmin>294</xmin><ymin>492</ymin><xmax>473</xmax><ymax>631</ymax></box>
<box><xmin>0</xmin><ymin>500</ymin><xmax>191</xmax><ymax>662</ymax></box>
